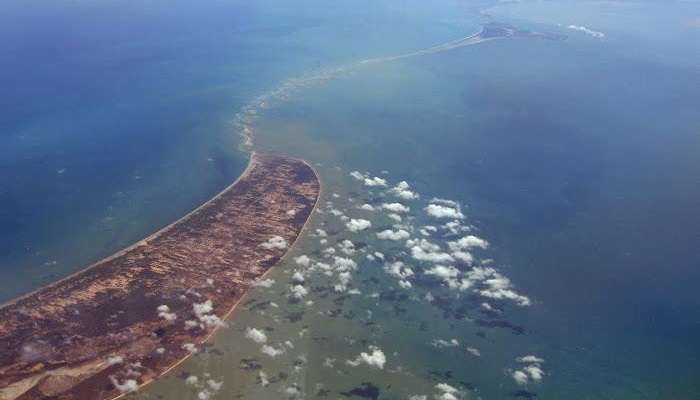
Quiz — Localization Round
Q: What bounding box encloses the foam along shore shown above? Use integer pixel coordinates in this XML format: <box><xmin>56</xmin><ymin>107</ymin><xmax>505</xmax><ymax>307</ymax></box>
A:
<box><xmin>0</xmin><ymin>153</ymin><xmax>321</xmax><ymax>400</ymax></box>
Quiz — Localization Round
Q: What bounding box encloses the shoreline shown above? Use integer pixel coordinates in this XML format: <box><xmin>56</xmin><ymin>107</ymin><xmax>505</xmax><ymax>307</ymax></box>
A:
<box><xmin>113</xmin><ymin>158</ymin><xmax>324</xmax><ymax>399</ymax></box>
<box><xmin>0</xmin><ymin>154</ymin><xmax>321</xmax><ymax>400</ymax></box>
<box><xmin>0</xmin><ymin>151</ymin><xmax>258</xmax><ymax>310</ymax></box>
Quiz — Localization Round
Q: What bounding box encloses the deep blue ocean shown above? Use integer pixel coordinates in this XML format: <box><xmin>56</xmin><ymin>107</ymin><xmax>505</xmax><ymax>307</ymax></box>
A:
<box><xmin>2</xmin><ymin>1</ymin><xmax>699</xmax><ymax>399</ymax></box>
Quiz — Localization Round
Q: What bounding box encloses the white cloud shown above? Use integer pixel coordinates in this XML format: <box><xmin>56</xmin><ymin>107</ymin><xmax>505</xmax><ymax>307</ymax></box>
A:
<box><xmin>360</xmin><ymin>203</ymin><xmax>375</xmax><ymax>211</ymax></box>
<box><xmin>350</xmin><ymin>171</ymin><xmax>367</xmax><ymax>180</ymax></box>
<box><xmin>157</xmin><ymin>304</ymin><xmax>177</xmax><ymax>322</ymax></box>
<box><xmin>315</xmin><ymin>229</ymin><xmax>328</xmax><ymax>237</ymax></box>
<box><xmin>384</xmin><ymin>261</ymin><xmax>414</xmax><ymax>279</ymax></box>
<box><xmin>377</xmin><ymin>229</ymin><xmax>410</xmax><ymax>241</ymax></box>
<box><xmin>518</xmin><ymin>355</ymin><xmax>544</xmax><ymax>364</ymax></box>
<box><xmin>261</xmin><ymin>344</ymin><xmax>285</xmax><ymax>357</ymax></box>
<box><xmin>448</xmin><ymin>235</ymin><xmax>489</xmax><ymax>251</ymax></box>
<box><xmin>411</xmin><ymin>245</ymin><xmax>454</xmax><ymax>264</ymax></box>
<box><xmin>294</xmin><ymin>255</ymin><xmax>311</xmax><ymax>267</ymax></box>
<box><xmin>346</xmin><ymin>345</ymin><xmax>386</xmax><ymax>369</ymax></box>
<box><xmin>364</xmin><ymin>176</ymin><xmax>387</xmax><ymax>187</ymax></box>
<box><xmin>258</xmin><ymin>371</ymin><xmax>270</xmax><ymax>387</ymax></box>
<box><xmin>466</xmin><ymin>347</ymin><xmax>481</xmax><ymax>357</ymax></box>
<box><xmin>389</xmin><ymin>181</ymin><xmax>419</xmax><ymax>200</ymax></box>
<box><xmin>425</xmin><ymin>265</ymin><xmax>460</xmax><ymax>280</ymax></box>
<box><xmin>290</xmin><ymin>284</ymin><xmax>308</xmax><ymax>299</ymax></box>
<box><xmin>398</xmin><ymin>280</ymin><xmax>412</xmax><ymax>289</ymax></box>
<box><xmin>435</xmin><ymin>383</ymin><xmax>461</xmax><ymax>400</ymax></box>
<box><xmin>339</xmin><ymin>239</ymin><xmax>356</xmax><ymax>255</ymax></box>
<box><xmin>253</xmin><ymin>278</ymin><xmax>275</xmax><ymax>288</ymax></box>
<box><xmin>425</xmin><ymin>204</ymin><xmax>464</xmax><ymax>219</ymax></box>
<box><xmin>110</xmin><ymin>377</ymin><xmax>138</xmax><ymax>393</ymax></box>
<box><xmin>260</xmin><ymin>235</ymin><xmax>288</xmax><ymax>250</ymax></box>
<box><xmin>291</xmin><ymin>270</ymin><xmax>305</xmax><ymax>283</ymax></box>
<box><xmin>387</xmin><ymin>213</ymin><xmax>402</xmax><ymax>222</ymax></box>
<box><xmin>245</xmin><ymin>327</ymin><xmax>268</xmax><ymax>344</ymax></box>
<box><xmin>451</xmin><ymin>251</ymin><xmax>474</xmax><ymax>265</ymax></box>
<box><xmin>567</xmin><ymin>24</ymin><xmax>605</xmax><ymax>38</ymax></box>
<box><xmin>107</xmin><ymin>355</ymin><xmax>124</xmax><ymax>365</ymax></box>
<box><xmin>429</xmin><ymin>198</ymin><xmax>459</xmax><ymax>208</ymax></box>
<box><xmin>512</xmin><ymin>370</ymin><xmax>529</xmax><ymax>385</ymax></box>
<box><xmin>182</xmin><ymin>343</ymin><xmax>197</xmax><ymax>353</ymax></box>
<box><xmin>381</xmin><ymin>202</ymin><xmax>410</xmax><ymax>213</ymax></box>
<box><xmin>431</xmin><ymin>338</ymin><xmax>459</xmax><ymax>348</ymax></box>
<box><xmin>347</xmin><ymin>218</ymin><xmax>372</xmax><ymax>232</ymax></box>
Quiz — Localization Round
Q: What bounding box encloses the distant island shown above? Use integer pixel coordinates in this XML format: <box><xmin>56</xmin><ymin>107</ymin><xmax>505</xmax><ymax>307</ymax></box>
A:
<box><xmin>0</xmin><ymin>154</ymin><xmax>320</xmax><ymax>400</ymax></box>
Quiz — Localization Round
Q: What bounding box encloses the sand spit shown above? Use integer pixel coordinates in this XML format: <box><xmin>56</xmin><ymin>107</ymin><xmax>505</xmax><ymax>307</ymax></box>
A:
<box><xmin>0</xmin><ymin>154</ymin><xmax>321</xmax><ymax>400</ymax></box>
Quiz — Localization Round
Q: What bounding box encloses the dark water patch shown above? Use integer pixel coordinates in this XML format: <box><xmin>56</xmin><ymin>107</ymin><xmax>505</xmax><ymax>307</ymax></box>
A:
<box><xmin>429</xmin><ymin>370</ymin><xmax>453</xmax><ymax>380</ymax></box>
<box><xmin>286</xmin><ymin>310</ymin><xmax>305</xmax><ymax>323</ymax></box>
<box><xmin>475</xmin><ymin>319</ymin><xmax>525</xmax><ymax>335</ymax></box>
<box><xmin>334</xmin><ymin>294</ymin><xmax>351</xmax><ymax>306</ymax></box>
<box><xmin>340</xmin><ymin>382</ymin><xmax>380</xmax><ymax>400</ymax></box>
<box><xmin>512</xmin><ymin>389</ymin><xmax>537</xmax><ymax>399</ymax></box>
<box><xmin>249</xmin><ymin>300</ymin><xmax>272</xmax><ymax>311</ymax></box>
<box><xmin>240</xmin><ymin>358</ymin><xmax>262</xmax><ymax>370</ymax></box>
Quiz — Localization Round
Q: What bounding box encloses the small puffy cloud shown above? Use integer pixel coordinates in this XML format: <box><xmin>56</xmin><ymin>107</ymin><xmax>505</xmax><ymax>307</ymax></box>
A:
<box><xmin>315</xmin><ymin>229</ymin><xmax>328</xmax><ymax>237</ymax></box>
<box><xmin>245</xmin><ymin>327</ymin><xmax>268</xmax><ymax>344</ymax></box>
<box><xmin>425</xmin><ymin>265</ymin><xmax>460</xmax><ymax>280</ymax></box>
<box><xmin>524</xmin><ymin>365</ymin><xmax>544</xmax><ymax>382</ymax></box>
<box><xmin>387</xmin><ymin>213</ymin><xmax>402</xmax><ymax>222</ymax></box>
<box><xmin>182</xmin><ymin>343</ymin><xmax>197</xmax><ymax>353</ymax></box>
<box><xmin>377</xmin><ymin>229</ymin><xmax>410</xmax><ymax>241</ymax></box>
<box><xmin>435</xmin><ymin>383</ymin><xmax>461</xmax><ymax>400</ymax></box>
<box><xmin>107</xmin><ymin>355</ymin><xmax>124</xmax><ymax>365</ymax></box>
<box><xmin>360</xmin><ymin>203</ymin><xmax>375</xmax><ymax>211</ymax></box>
<box><xmin>157</xmin><ymin>304</ymin><xmax>177</xmax><ymax>322</ymax></box>
<box><xmin>185</xmin><ymin>375</ymin><xmax>199</xmax><ymax>385</ymax></box>
<box><xmin>431</xmin><ymin>338</ymin><xmax>459</xmax><ymax>348</ymax></box>
<box><xmin>398</xmin><ymin>280</ymin><xmax>412</xmax><ymax>289</ymax></box>
<box><xmin>294</xmin><ymin>255</ymin><xmax>311</xmax><ymax>267</ymax></box>
<box><xmin>253</xmin><ymin>278</ymin><xmax>275</xmax><ymax>288</ymax></box>
<box><xmin>346</xmin><ymin>218</ymin><xmax>372</xmax><ymax>232</ymax></box>
<box><xmin>110</xmin><ymin>377</ymin><xmax>138</xmax><ymax>393</ymax></box>
<box><xmin>512</xmin><ymin>370</ymin><xmax>529</xmax><ymax>385</ymax></box>
<box><xmin>346</xmin><ymin>346</ymin><xmax>386</xmax><ymax>369</ymax></box>
<box><xmin>339</xmin><ymin>239</ymin><xmax>356</xmax><ymax>255</ymax></box>
<box><xmin>260</xmin><ymin>235</ymin><xmax>288</xmax><ymax>250</ymax></box>
<box><xmin>384</xmin><ymin>261</ymin><xmax>414</xmax><ymax>279</ymax></box>
<box><xmin>448</xmin><ymin>235</ymin><xmax>489</xmax><ymax>251</ymax></box>
<box><xmin>430</xmin><ymin>198</ymin><xmax>459</xmax><ymax>207</ymax></box>
<box><xmin>381</xmin><ymin>202</ymin><xmax>410</xmax><ymax>213</ymax></box>
<box><xmin>518</xmin><ymin>355</ymin><xmax>544</xmax><ymax>364</ymax></box>
<box><xmin>567</xmin><ymin>24</ymin><xmax>605</xmax><ymax>38</ymax></box>
<box><xmin>364</xmin><ymin>177</ymin><xmax>387</xmax><ymax>187</ymax></box>
<box><xmin>466</xmin><ymin>347</ymin><xmax>481</xmax><ymax>357</ymax></box>
<box><xmin>261</xmin><ymin>344</ymin><xmax>285</xmax><ymax>358</ymax></box>
<box><xmin>425</xmin><ymin>204</ymin><xmax>464</xmax><ymax>219</ymax></box>
<box><xmin>452</xmin><ymin>251</ymin><xmax>474</xmax><ymax>264</ymax></box>
<box><xmin>389</xmin><ymin>181</ymin><xmax>419</xmax><ymax>200</ymax></box>
<box><xmin>290</xmin><ymin>284</ymin><xmax>308</xmax><ymax>299</ymax></box>
<box><xmin>291</xmin><ymin>270</ymin><xmax>305</xmax><ymax>283</ymax></box>
<box><xmin>512</xmin><ymin>355</ymin><xmax>544</xmax><ymax>385</ymax></box>
<box><xmin>411</xmin><ymin>245</ymin><xmax>454</xmax><ymax>264</ymax></box>
<box><xmin>350</xmin><ymin>171</ymin><xmax>367</xmax><ymax>180</ymax></box>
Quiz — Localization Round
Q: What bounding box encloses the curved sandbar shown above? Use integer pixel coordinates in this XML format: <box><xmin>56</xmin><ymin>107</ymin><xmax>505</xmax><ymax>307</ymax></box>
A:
<box><xmin>0</xmin><ymin>154</ymin><xmax>321</xmax><ymax>400</ymax></box>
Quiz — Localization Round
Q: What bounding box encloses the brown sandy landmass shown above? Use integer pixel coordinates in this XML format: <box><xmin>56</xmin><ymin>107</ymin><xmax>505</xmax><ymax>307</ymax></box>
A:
<box><xmin>0</xmin><ymin>153</ymin><xmax>321</xmax><ymax>400</ymax></box>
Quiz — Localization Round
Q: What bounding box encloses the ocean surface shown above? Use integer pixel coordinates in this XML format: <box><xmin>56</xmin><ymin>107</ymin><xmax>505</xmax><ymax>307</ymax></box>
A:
<box><xmin>2</xmin><ymin>0</ymin><xmax>699</xmax><ymax>399</ymax></box>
